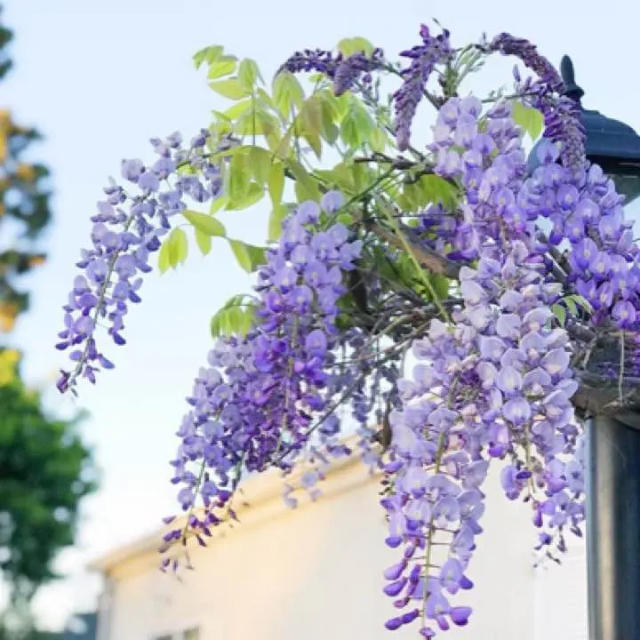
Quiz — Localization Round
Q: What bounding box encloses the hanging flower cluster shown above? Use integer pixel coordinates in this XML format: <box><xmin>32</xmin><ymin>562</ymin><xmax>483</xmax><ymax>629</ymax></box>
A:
<box><xmin>164</xmin><ymin>193</ymin><xmax>367</xmax><ymax>547</ymax></box>
<box><xmin>55</xmin><ymin>130</ymin><xmax>224</xmax><ymax>393</ymax></box>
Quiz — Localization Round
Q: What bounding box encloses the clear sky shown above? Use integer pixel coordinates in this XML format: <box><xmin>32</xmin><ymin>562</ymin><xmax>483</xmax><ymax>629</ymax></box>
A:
<box><xmin>3</xmin><ymin>0</ymin><xmax>639</xmax><ymax>630</ymax></box>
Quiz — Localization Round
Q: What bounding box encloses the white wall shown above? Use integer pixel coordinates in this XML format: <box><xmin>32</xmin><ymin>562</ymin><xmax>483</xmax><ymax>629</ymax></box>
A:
<box><xmin>96</xmin><ymin>460</ymin><xmax>587</xmax><ymax>640</ymax></box>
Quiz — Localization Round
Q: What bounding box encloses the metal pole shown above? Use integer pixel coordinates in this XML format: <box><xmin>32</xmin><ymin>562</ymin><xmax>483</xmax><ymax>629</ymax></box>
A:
<box><xmin>587</xmin><ymin>415</ymin><xmax>640</xmax><ymax>639</ymax></box>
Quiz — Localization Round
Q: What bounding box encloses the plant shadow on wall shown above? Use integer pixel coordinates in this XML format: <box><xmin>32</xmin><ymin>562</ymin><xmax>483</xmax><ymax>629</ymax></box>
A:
<box><xmin>55</xmin><ymin>22</ymin><xmax>637</xmax><ymax>639</ymax></box>
<box><xmin>0</xmin><ymin>8</ymin><xmax>96</xmax><ymax>639</ymax></box>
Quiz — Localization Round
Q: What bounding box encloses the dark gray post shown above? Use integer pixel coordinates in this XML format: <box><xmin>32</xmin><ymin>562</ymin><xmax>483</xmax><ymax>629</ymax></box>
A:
<box><xmin>587</xmin><ymin>416</ymin><xmax>640</xmax><ymax>639</ymax></box>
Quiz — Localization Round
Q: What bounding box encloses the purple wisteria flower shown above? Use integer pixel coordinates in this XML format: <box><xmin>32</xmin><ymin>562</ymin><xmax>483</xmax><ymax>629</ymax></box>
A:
<box><xmin>393</xmin><ymin>25</ymin><xmax>452</xmax><ymax>150</ymax></box>
<box><xmin>164</xmin><ymin>193</ymin><xmax>366</xmax><ymax>548</ymax></box>
<box><xmin>56</xmin><ymin>130</ymin><xmax>224</xmax><ymax>393</ymax></box>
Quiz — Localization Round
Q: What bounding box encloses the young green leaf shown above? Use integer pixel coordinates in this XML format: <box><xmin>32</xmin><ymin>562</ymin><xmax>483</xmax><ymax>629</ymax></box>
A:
<box><xmin>267</xmin><ymin>161</ymin><xmax>285</xmax><ymax>209</ymax></box>
<box><xmin>228</xmin><ymin>239</ymin><xmax>266</xmax><ymax>272</ymax></box>
<box><xmin>337</xmin><ymin>36</ymin><xmax>375</xmax><ymax>57</ymax></box>
<box><xmin>238</xmin><ymin>58</ymin><xmax>262</xmax><ymax>90</ymax></box>
<box><xmin>158</xmin><ymin>239</ymin><xmax>171</xmax><ymax>273</ymax></box>
<box><xmin>168</xmin><ymin>228</ymin><xmax>188</xmax><ymax>267</ymax></box>
<box><xmin>272</xmin><ymin>71</ymin><xmax>304</xmax><ymax>117</ymax></box>
<box><xmin>210</xmin><ymin>294</ymin><xmax>257</xmax><ymax>338</ymax></box>
<box><xmin>194</xmin><ymin>228</ymin><xmax>212</xmax><ymax>255</ymax></box>
<box><xmin>182</xmin><ymin>210</ymin><xmax>226</xmax><ymax>237</ymax></box>
<box><xmin>512</xmin><ymin>101</ymin><xmax>544</xmax><ymax>141</ymax></box>
<box><xmin>227</xmin><ymin>182</ymin><xmax>264</xmax><ymax>210</ymax></box>
<box><xmin>551</xmin><ymin>303</ymin><xmax>567</xmax><ymax>326</ymax></box>
<box><xmin>193</xmin><ymin>45</ymin><xmax>223</xmax><ymax>69</ymax></box>
<box><xmin>268</xmin><ymin>203</ymin><xmax>289</xmax><ymax>241</ymax></box>
<box><xmin>207</xmin><ymin>55</ymin><xmax>237</xmax><ymax>79</ymax></box>
<box><xmin>209</xmin><ymin>77</ymin><xmax>251</xmax><ymax>100</ymax></box>
<box><xmin>249</xmin><ymin>146</ymin><xmax>271</xmax><ymax>185</ymax></box>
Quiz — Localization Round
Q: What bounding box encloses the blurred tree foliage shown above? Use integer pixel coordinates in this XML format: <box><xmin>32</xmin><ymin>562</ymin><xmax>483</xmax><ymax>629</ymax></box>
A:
<box><xmin>0</xmin><ymin>14</ymin><xmax>50</xmax><ymax>333</ymax></box>
<box><xmin>0</xmin><ymin>7</ymin><xmax>95</xmax><ymax>638</ymax></box>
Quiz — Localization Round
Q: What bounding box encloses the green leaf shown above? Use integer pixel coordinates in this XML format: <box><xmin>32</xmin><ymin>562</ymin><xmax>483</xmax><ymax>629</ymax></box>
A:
<box><xmin>336</xmin><ymin>212</ymin><xmax>354</xmax><ymax>226</ymax></box>
<box><xmin>337</xmin><ymin>37</ymin><xmax>375</xmax><ymax>57</ymax></box>
<box><xmin>228</xmin><ymin>239</ymin><xmax>266</xmax><ymax>272</ymax></box>
<box><xmin>168</xmin><ymin>228</ymin><xmax>188</xmax><ymax>268</ymax></box>
<box><xmin>300</xmin><ymin>97</ymin><xmax>323</xmax><ymax>137</ymax></box>
<box><xmin>551</xmin><ymin>303</ymin><xmax>567</xmax><ymax>326</ymax></box>
<box><xmin>340</xmin><ymin>100</ymin><xmax>374</xmax><ymax>148</ymax></box>
<box><xmin>238</xmin><ymin>58</ymin><xmax>261</xmax><ymax>90</ymax></box>
<box><xmin>272</xmin><ymin>71</ymin><xmax>304</xmax><ymax>117</ymax></box>
<box><xmin>417</xmin><ymin>174</ymin><xmax>458</xmax><ymax>208</ymax></box>
<box><xmin>207</xmin><ymin>55</ymin><xmax>237</xmax><ymax>79</ymax></box>
<box><xmin>287</xmin><ymin>159</ymin><xmax>321</xmax><ymax>201</ymax></box>
<box><xmin>564</xmin><ymin>296</ymin><xmax>578</xmax><ymax>316</ymax></box>
<box><xmin>249</xmin><ymin>147</ymin><xmax>271</xmax><ymax>185</ymax></box>
<box><xmin>182</xmin><ymin>210</ymin><xmax>226</xmax><ymax>236</ymax></box>
<box><xmin>158</xmin><ymin>239</ymin><xmax>171</xmax><ymax>273</ymax></box>
<box><xmin>227</xmin><ymin>181</ymin><xmax>264</xmax><ymax>210</ymax></box>
<box><xmin>210</xmin><ymin>194</ymin><xmax>229</xmax><ymax>214</ymax></box>
<box><xmin>268</xmin><ymin>203</ymin><xmax>289</xmax><ymax>241</ymax></box>
<box><xmin>369</xmin><ymin>127</ymin><xmax>387</xmax><ymax>153</ymax></box>
<box><xmin>267</xmin><ymin>161</ymin><xmax>285</xmax><ymax>209</ymax></box>
<box><xmin>193</xmin><ymin>45</ymin><xmax>223</xmax><ymax>69</ymax></box>
<box><xmin>572</xmin><ymin>294</ymin><xmax>593</xmax><ymax>314</ymax></box>
<box><xmin>229</xmin><ymin>152</ymin><xmax>250</xmax><ymax>203</ymax></box>
<box><xmin>194</xmin><ymin>228</ymin><xmax>212</xmax><ymax>255</ymax></box>
<box><xmin>210</xmin><ymin>295</ymin><xmax>257</xmax><ymax>338</ymax></box>
<box><xmin>221</xmin><ymin>99</ymin><xmax>253</xmax><ymax>119</ymax></box>
<box><xmin>512</xmin><ymin>101</ymin><xmax>544</xmax><ymax>141</ymax></box>
<box><xmin>209</xmin><ymin>77</ymin><xmax>251</xmax><ymax>100</ymax></box>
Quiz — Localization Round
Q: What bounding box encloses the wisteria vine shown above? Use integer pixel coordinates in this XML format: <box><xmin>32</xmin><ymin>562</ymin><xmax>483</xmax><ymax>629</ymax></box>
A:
<box><xmin>55</xmin><ymin>22</ymin><xmax>640</xmax><ymax>637</ymax></box>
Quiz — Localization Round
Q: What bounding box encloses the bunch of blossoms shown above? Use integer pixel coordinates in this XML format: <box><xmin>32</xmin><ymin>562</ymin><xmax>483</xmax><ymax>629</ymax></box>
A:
<box><xmin>488</xmin><ymin>33</ymin><xmax>586</xmax><ymax>169</ymax></box>
<box><xmin>282</xmin><ymin>23</ymin><xmax>453</xmax><ymax>152</ymax></box>
<box><xmin>382</xmin><ymin>242</ymin><xmax>584</xmax><ymax>636</ymax></box>
<box><xmin>519</xmin><ymin>141</ymin><xmax>640</xmax><ymax>329</ymax></box>
<box><xmin>393</xmin><ymin>24</ymin><xmax>453</xmax><ymax>151</ymax></box>
<box><xmin>55</xmin><ymin>130</ymin><xmax>224</xmax><ymax>393</ymax></box>
<box><xmin>163</xmin><ymin>192</ymin><xmax>366</xmax><ymax>550</ymax></box>
<box><xmin>420</xmin><ymin>96</ymin><xmax>528</xmax><ymax>262</ymax></box>
<box><xmin>280</xmin><ymin>47</ymin><xmax>385</xmax><ymax>98</ymax></box>
<box><xmin>379</xmin><ymin>95</ymin><xmax>585</xmax><ymax>635</ymax></box>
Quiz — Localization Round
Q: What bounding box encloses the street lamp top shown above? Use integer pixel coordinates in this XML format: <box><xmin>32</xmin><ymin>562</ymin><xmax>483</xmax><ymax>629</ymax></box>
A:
<box><xmin>560</xmin><ymin>55</ymin><xmax>640</xmax><ymax>172</ymax></box>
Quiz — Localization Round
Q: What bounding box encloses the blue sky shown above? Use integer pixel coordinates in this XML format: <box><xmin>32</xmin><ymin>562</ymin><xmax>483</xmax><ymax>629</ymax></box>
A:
<box><xmin>3</xmin><ymin>0</ymin><xmax>639</xmax><ymax>629</ymax></box>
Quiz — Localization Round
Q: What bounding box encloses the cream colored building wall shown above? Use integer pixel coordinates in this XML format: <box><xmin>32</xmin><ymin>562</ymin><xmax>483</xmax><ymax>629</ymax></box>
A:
<box><xmin>95</xmin><ymin>458</ymin><xmax>586</xmax><ymax>640</ymax></box>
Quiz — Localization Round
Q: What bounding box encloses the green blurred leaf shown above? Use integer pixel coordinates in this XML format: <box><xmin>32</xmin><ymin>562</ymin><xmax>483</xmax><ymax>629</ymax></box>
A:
<box><xmin>227</xmin><ymin>182</ymin><xmax>264</xmax><ymax>210</ymax></box>
<box><xmin>158</xmin><ymin>239</ymin><xmax>171</xmax><ymax>273</ymax></box>
<box><xmin>238</xmin><ymin>58</ymin><xmax>261</xmax><ymax>90</ymax></box>
<box><xmin>210</xmin><ymin>77</ymin><xmax>251</xmax><ymax>100</ymax></box>
<box><xmin>221</xmin><ymin>99</ymin><xmax>253</xmax><ymax>120</ymax></box>
<box><xmin>193</xmin><ymin>45</ymin><xmax>223</xmax><ymax>69</ymax></box>
<box><xmin>369</xmin><ymin>127</ymin><xmax>387</xmax><ymax>153</ymax></box>
<box><xmin>268</xmin><ymin>203</ymin><xmax>289</xmax><ymax>241</ymax></box>
<box><xmin>182</xmin><ymin>210</ymin><xmax>226</xmax><ymax>236</ymax></box>
<box><xmin>168</xmin><ymin>228</ymin><xmax>188</xmax><ymax>267</ymax></box>
<box><xmin>228</xmin><ymin>239</ymin><xmax>266</xmax><ymax>272</ymax></box>
<box><xmin>512</xmin><ymin>101</ymin><xmax>544</xmax><ymax>141</ymax></box>
<box><xmin>551</xmin><ymin>303</ymin><xmax>567</xmax><ymax>326</ymax></box>
<box><xmin>210</xmin><ymin>295</ymin><xmax>257</xmax><ymax>338</ymax></box>
<box><xmin>194</xmin><ymin>228</ymin><xmax>212</xmax><ymax>255</ymax></box>
<box><xmin>288</xmin><ymin>159</ymin><xmax>321</xmax><ymax>201</ymax></box>
<box><xmin>417</xmin><ymin>174</ymin><xmax>458</xmax><ymax>208</ymax></box>
<box><xmin>337</xmin><ymin>37</ymin><xmax>375</xmax><ymax>57</ymax></box>
<box><xmin>249</xmin><ymin>146</ymin><xmax>271</xmax><ymax>184</ymax></box>
<box><xmin>272</xmin><ymin>71</ymin><xmax>304</xmax><ymax>117</ymax></box>
<box><xmin>229</xmin><ymin>152</ymin><xmax>250</xmax><ymax>202</ymax></box>
<box><xmin>268</xmin><ymin>161</ymin><xmax>285</xmax><ymax>208</ymax></box>
<box><xmin>207</xmin><ymin>55</ymin><xmax>237</xmax><ymax>79</ymax></box>
<box><xmin>210</xmin><ymin>194</ymin><xmax>229</xmax><ymax>214</ymax></box>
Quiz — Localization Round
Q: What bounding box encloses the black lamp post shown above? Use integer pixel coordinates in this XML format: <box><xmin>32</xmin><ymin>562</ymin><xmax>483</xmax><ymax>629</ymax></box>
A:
<box><xmin>556</xmin><ymin>57</ymin><xmax>640</xmax><ymax>640</ymax></box>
